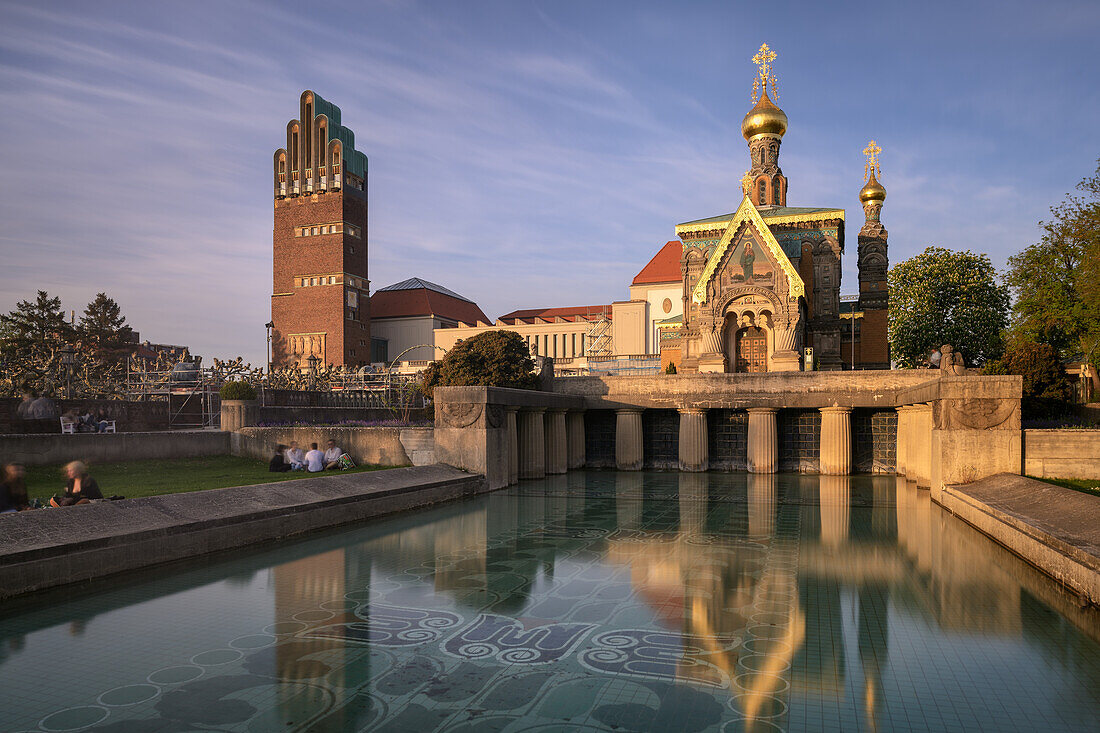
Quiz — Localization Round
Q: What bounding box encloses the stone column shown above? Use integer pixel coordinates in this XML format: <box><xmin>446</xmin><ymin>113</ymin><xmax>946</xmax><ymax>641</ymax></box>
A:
<box><xmin>678</xmin><ymin>408</ymin><xmax>708</xmax><ymax>472</ymax></box>
<box><xmin>505</xmin><ymin>407</ymin><xmax>519</xmax><ymax>485</ymax></box>
<box><xmin>518</xmin><ymin>408</ymin><xmax>546</xmax><ymax>480</ymax></box>
<box><xmin>747</xmin><ymin>407</ymin><xmax>778</xmax><ymax>474</ymax></box>
<box><xmin>545</xmin><ymin>408</ymin><xmax>568</xmax><ymax>475</ymax></box>
<box><xmin>566</xmin><ymin>410</ymin><xmax>586</xmax><ymax>469</ymax></box>
<box><xmin>895</xmin><ymin>405</ymin><xmax>915</xmax><ymax>478</ymax></box>
<box><xmin>819</xmin><ymin>406</ymin><xmax>852</xmax><ymax>475</ymax></box>
<box><xmin>615</xmin><ymin>408</ymin><xmax>644</xmax><ymax>471</ymax></box>
<box><xmin>911</xmin><ymin>403</ymin><xmax>933</xmax><ymax>488</ymax></box>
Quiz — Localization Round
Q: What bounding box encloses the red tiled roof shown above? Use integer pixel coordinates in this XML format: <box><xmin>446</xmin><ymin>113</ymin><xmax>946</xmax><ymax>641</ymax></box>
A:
<box><xmin>631</xmin><ymin>241</ymin><xmax>682</xmax><ymax>285</ymax></box>
<box><xmin>496</xmin><ymin>304</ymin><xmax>613</xmax><ymax>324</ymax></box>
<box><xmin>370</xmin><ymin>289</ymin><xmax>490</xmax><ymax>325</ymax></box>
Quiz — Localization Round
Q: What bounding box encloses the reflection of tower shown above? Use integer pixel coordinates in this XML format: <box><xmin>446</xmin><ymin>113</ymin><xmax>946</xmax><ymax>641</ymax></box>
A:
<box><xmin>740</xmin><ymin>43</ymin><xmax>789</xmax><ymax>207</ymax></box>
<box><xmin>819</xmin><ymin>475</ymin><xmax>851</xmax><ymax>547</ymax></box>
<box><xmin>856</xmin><ymin>141</ymin><xmax>890</xmax><ymax>369</ymax></box>
<box><xmin>748</xmin><ymin>473</ymin><xmax>777</xmax><ymax>538</ymax></box>
<box><xmin>273</xmin><ymin>550</ymin><xmax>352</xmax><ymax>724</ymax></box>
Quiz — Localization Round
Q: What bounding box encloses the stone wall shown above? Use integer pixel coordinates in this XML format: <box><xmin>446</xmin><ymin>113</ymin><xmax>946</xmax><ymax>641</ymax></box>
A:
<box><xmin>0</xmin><ymin>430</ymin><xmax>230</xmax><ymax>467</ymax></box>
<box><xmin>556</xmin><ymin>370</ymin><xmax>933</xmax><ymax>409</ymax></box>
<box><xmin>1024</xmin><ymin>430</ymin><xmax>1100</xmax><ymax>479</ymax></box>
<box><xmin>584</xmin><ymin>411</ymin><xmax>616</xmax><ymax>469</ymax></box>
<box><xmin>222</xmin><ymin>402</ymin><xmax>430</xmax><ymax>431</ymax></box>
<box><xmin>708</xmin><ymin>409</ymin><xmax>747</xmax><ymax>471</ymax></box>
<box><xmin>232</xmin><ymin>426</ymin><xmax>435</xmax><ymax>467</ymax></box>
<box><xmin>0</xmin><ymin>398</ymin><xmax>170</xmax><ymax>434</ymax></box>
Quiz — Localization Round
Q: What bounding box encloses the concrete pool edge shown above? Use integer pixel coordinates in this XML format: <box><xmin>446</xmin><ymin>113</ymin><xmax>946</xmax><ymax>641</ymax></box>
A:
<box><xmin>0</xmin><ymin>465</ymin><xmax>486</xmax><ymax>600</ymax></box>
<box><xmin>937</xmin><ymin>474</ymin><xmax>1100</xmax><ymax>606</ymax></box>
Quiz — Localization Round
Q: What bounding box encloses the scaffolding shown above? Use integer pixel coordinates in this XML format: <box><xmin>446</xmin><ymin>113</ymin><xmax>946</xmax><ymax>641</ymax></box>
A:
<box><xmin>585</xmin><ymin>306</ymin><xmax>612</xmax><ymax>358</ymax></box>
<box><xmin>126</xmin><ymin>361</ymin><xmax>221</xmax><ymax>429</ymax></box>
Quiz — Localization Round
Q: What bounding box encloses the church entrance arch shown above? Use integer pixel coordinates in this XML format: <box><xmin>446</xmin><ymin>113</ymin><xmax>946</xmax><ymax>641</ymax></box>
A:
<box><xmin>734</xmin><ymin>326</ymin><xmax>768</xmax><ymax>372</ymax></box>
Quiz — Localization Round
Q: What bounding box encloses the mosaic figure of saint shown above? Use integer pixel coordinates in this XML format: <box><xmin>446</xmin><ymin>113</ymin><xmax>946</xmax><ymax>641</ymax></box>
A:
<box><xmin>741</xmin><ymin>241</ymin><xmax>756</xmax><ymax>282</ymax></box>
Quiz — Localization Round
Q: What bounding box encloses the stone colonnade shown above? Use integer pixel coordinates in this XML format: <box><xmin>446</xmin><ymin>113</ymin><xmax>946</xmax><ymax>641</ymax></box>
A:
<box><xmin>516</xmin><ymin>406</ymin><xmax>587</xmax><ymax>480</ymax></box>
<box><xmin>606</xmin><ymin>404</ymin><xmax>855</xmax><ymax>475</ymax></box>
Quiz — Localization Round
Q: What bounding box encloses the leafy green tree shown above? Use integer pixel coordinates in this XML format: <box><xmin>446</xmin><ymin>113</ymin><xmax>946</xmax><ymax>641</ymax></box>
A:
<box><xmin>888</xmin><ymin>247</ymin><xmax>1010</xmax><ymax>368</ymax></box>
<box><xmin>1006</xmin><ymin>159</ymin><xmax>1100</xmax><ymax>365</ymax></box>
<box><xmin>421</xmin><ymin>330</ymin><xmax>538</xmax><ymax>398</ymax></box>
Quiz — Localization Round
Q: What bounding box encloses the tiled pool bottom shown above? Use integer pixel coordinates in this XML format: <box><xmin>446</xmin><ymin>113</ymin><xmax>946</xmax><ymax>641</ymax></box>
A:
<box><xmin>1</xmin><ymin>473</ymin><xmax>1099</xmax><ymax>732</ymax></box>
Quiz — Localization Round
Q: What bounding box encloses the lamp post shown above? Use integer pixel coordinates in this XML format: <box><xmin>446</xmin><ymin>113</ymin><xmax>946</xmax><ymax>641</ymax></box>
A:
<box><xmin>307</xmin><ymin>353</ymin><xmax>321</xmax><ymax>390</ymax></box>
<box><xmin>265</xmin><ymin>321</ymin><xmax>275</xmax><ymax>373</ymax></box>
<box><xmin>59</xmin><ymin>345</ymin><xmax>76</xmax><ymax>399</ymax></box>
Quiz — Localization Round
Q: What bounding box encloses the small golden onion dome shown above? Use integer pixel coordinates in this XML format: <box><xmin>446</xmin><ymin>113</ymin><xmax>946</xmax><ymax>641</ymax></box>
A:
<box><xmin>859</xmin><ymin>169</ymin><xmax>887</xmax><ymax>204</ymax></box>
<box><xmin>741</xmin><ymin>90</ymin><xmax>788</xmax><ymax>141</ymax></box>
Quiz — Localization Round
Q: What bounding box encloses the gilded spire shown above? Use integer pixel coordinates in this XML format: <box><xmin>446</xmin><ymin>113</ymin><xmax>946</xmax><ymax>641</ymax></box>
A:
<box><xmin>859</xmin><ymin>140</ymin><xmax>886</xmax><ymax>221</ymax></box>
<box><xmin>863</xmin><ymin>140</ymin><xmax>882</xmax><ymax>180</ymax></box>
<box><xmin>751</xmin><ymin>43</ymin><xmax>779</xmax><ymax>103</ymax></box>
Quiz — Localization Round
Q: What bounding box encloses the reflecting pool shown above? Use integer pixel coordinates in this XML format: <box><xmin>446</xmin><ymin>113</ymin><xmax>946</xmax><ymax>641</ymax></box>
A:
<box><xmin>2</xmin><ymin>472</ymin><xmax>1099</xmax><ymax>732</ymax></box>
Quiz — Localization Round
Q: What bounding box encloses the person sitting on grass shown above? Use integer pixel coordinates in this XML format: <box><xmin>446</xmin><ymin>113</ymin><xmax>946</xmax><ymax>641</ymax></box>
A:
<box><xmin>269</xmin><ymin>444</ymin><xmax>292</xmax><ymax>473</ymax></box>
<box><xmin>50</xmin><ymin>461</ymin><xmax>103</xmax><ymax>507</ymax></box>
<box><xmin>323</xmin><ymin>439</ymin><xmax>343</xmax><ymax>470</ymax></box>
<box><xmin>304</xmin><ymin>442</ymin><xmax>325</xmax><ymax>473</ymax></box>
<box><xmin>0</xmin><ymin>463</ymin><xmax>30</xmax><ymax>513</ymax></box>
<box><xmin>284</xmin><ymin>441</ymin><xmax>305</xmax><ymax>470</ymax></box>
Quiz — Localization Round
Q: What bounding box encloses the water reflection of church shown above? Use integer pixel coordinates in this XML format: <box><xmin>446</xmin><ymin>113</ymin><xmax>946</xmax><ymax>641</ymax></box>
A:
<box><xmin>269</xmin><ymin>474</ymin><xmax>1100</xmax><ymax>730</ymax></box>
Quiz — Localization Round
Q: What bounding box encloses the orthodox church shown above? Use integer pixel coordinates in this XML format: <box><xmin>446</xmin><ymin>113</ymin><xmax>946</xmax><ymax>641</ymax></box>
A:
<box><xmin>669</xmin><ymin>44</ymin><xmax>890</xmax><ymax>373</ymax></box>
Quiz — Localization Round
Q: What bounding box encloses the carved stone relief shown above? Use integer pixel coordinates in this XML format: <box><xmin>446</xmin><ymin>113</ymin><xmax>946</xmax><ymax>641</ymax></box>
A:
<box><xmin>934</xmin><ymin>399</ymin><xmax>1020</xmax><ymax>431</ymax></box>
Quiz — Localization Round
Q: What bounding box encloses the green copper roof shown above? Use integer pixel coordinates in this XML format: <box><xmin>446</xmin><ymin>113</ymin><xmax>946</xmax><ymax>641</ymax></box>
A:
<box><xmin>657</xmin><ymin>314</ymin><xmax>683</xmax><ymax>325</ymax></box>
<box><xmin>312</xmin><ymin>92</ymin><xmax>368</xmax><ymax>179</ymax></box>
<box><xmin>677</xmin><ymin>206</ymin><xmax>843</xmax><ymax>227</ymax></box>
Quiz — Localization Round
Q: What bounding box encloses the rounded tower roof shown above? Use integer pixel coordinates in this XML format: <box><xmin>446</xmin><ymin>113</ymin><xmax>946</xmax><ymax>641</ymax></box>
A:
<box><xmin>859</xmin><ymin>168</ymin><xmax>887</xmax><ymax>204</ymax></box>
<box><xmin>741</xmin><ymin>89</ymin><xmax>788</xmax><ymax>141</ymax></box>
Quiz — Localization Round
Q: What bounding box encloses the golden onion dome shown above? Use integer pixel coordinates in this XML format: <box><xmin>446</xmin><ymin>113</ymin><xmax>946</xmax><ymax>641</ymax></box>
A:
<box><xmin>859</xmin><ymin>169</ymin><xmax>887</xmax><ymax>204</ymax></box>
<box><xmin>741</xmin><ymin>90</ymin><xmax>788</xmax><ymax>141</ymax></box>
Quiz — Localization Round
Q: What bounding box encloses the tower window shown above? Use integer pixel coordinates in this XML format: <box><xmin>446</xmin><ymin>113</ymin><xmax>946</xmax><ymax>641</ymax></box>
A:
<box><xmin>758</xmin><ymin>179</ymin><xmax>766</xmax><ymax>204</ymax></box>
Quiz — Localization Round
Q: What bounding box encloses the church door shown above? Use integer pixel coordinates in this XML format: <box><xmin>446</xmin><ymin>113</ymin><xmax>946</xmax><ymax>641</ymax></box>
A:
<box><xmin>735</xmin><ymin>327</ymin><xmax>768</xmax><ymax>372</ymax></box>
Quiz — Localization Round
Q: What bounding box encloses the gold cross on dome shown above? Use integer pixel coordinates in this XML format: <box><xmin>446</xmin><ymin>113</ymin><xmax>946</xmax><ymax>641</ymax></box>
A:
<box><xmin>863</xmin><ymin>140</ymin><xmax>882</xmax><ymax>179</ymax></box>
<box><xmin>751</xmin><ymin>43</ymin><xmax>779</xmax><ymax>103</ymax></box>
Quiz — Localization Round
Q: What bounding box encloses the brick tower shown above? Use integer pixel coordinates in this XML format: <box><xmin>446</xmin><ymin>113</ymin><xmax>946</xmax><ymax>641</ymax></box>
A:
<box><xmin>856</xmin><ymin>141</ymin><xmax>890</xmax><ymax>369</ymax></box>
<box><xmin>271</xmin><ymin>90</ymin><xmax>370</xmax><ymax>369</ymax></box>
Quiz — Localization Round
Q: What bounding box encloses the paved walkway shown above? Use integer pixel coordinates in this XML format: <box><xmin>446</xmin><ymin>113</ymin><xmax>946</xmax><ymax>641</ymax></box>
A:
<box><xmin>941</xmin><ymin>474</ymin><xmax>1100</xmax><ymax>605</ymax></box>
<box><xmin>0</xmin><ymin>465</ymin><xmax>483</xmax><ymax>599</ymax></box>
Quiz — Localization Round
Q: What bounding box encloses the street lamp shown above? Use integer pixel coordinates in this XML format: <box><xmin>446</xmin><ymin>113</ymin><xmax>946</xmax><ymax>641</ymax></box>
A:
<box><xmin>59</xmin><ymin>345</ymin><xmax>76</xmax><ymax>399</ymax></box>
<box><xmin>306</xmin><ymin>353</ymin><xmax>321</xmax><ymax>389</ymax></box>
<box><xmin>265</xmin><ymin>321</ymin><xmax>275</xmax><ymax>373</ymax></box>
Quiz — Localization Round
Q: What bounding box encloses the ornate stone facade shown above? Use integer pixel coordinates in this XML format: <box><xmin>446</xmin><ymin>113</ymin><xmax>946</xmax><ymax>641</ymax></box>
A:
<box><xmin>669</xmin><ymin>46</ymin><xmax>888</xmax><ymax>373</ymax></box>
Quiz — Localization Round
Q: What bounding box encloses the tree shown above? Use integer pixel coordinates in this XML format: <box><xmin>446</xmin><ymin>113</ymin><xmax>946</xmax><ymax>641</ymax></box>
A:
<box><xmin>983</xmin><ymin>337</ymin><xmax>1072</xmax><ymax>418</ymax></box>
<box><xmin>78</xmin><ymin>293</ymin><xmax>133</xmax><ymax>351</ymax></box>
<box><xmin>888</xmin><ymin>247</ymin><xmax>1010</xmax><ymax>368</ymax></box>
<box><xmin>1006</xmin><ymin>158</ymin><xmax>1100</xmax><ymax>365</ymax></box>
<box><xmin>421</xmin><ymin>330</ymin><xmax>538</xmax><ymax>398</ymax></box>
<box><xmin>0</xmin><ymin>290</ymin><xmax>75</xmax><ymax>395</ymax></box>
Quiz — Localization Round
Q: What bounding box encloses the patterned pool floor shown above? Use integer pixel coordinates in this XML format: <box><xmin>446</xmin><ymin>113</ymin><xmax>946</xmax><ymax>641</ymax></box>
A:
<box><xmin>1</xmin><ymin>472</ymin><xmax>1099</xmax><ymax>732</ymax></box>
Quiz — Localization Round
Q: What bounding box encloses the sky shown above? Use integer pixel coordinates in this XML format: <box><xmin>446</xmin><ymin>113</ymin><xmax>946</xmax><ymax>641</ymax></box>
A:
<box><xmin>1</xmin><ymin>0</ymin><xmax>1098</xmax><ymax>367</ymax></box>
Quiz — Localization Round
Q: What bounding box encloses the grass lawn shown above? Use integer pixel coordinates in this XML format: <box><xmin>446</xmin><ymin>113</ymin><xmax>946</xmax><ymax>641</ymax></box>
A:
<box><xmin>1030</xmin><ymin>476</ymin><xmax>1100</xmax><ymax>498</ymax></box>
<box><xmin>25</xmin><ymin>455</ymin><xmax>401</xmax><ymax>501</ymax></box>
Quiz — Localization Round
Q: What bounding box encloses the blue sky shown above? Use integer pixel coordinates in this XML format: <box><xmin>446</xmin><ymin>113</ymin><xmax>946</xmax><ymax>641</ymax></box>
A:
<box><xmin>1</xmin><ymin>0</ymin><xmax>1098</xmax><ymax>366</ymax></box>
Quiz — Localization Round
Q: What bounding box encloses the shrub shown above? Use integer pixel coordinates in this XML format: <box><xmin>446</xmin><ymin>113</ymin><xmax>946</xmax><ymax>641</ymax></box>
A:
<box><xmin>219</xmin><ymin>380</ymin><xmax>257</xmax><ymax>400</ymax></box>
<box><xmin>665</xmin><ymin>362</ymin><xmax>677</xmax><ymax>374</ymax></box>
<box><xmin>421</xmin><ymin>331</ymin><xmax>538</xmax><ymax>399</ymax></box>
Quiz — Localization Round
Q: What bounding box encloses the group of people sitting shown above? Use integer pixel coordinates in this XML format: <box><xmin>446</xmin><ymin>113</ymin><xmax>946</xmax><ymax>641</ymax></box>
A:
<box><xmin>269</xmin><ymin>439</ymin><xmax>352</xmax><ymax>473</ymax></box>
<box><xmin>0</xmin><ymin>460</ymin><xmax>104</xmax><ymax>513</ymax></box>
<box><xmin>62</xmin><ymin>408</ymin><xmax>114</xmax><ymax>433</ymax></box>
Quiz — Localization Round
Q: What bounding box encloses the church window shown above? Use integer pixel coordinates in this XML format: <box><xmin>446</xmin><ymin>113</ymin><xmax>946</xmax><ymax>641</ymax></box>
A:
<box><xmin>311</xmin><ymin>226</ymin><xmax>319</xmax><ymax>236</ymax></box>
<box><xmin>328</xmin><ymin>276</ymin><xmax>336</xmax><ymax>284</ymax></box>
<box><xmin>758</xmin><ymin>148</ymin><xmax>765</xmax><ymax>167</ymax></box>
<box><xmin>773</xmin><ymin>179</ymin><xmax>780</xmax><ymax>205</ymax></box>
<box><xmin>758</xmin><ymin>179</ymin><xmax>766</xmax><ymax>203</ymax></box>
